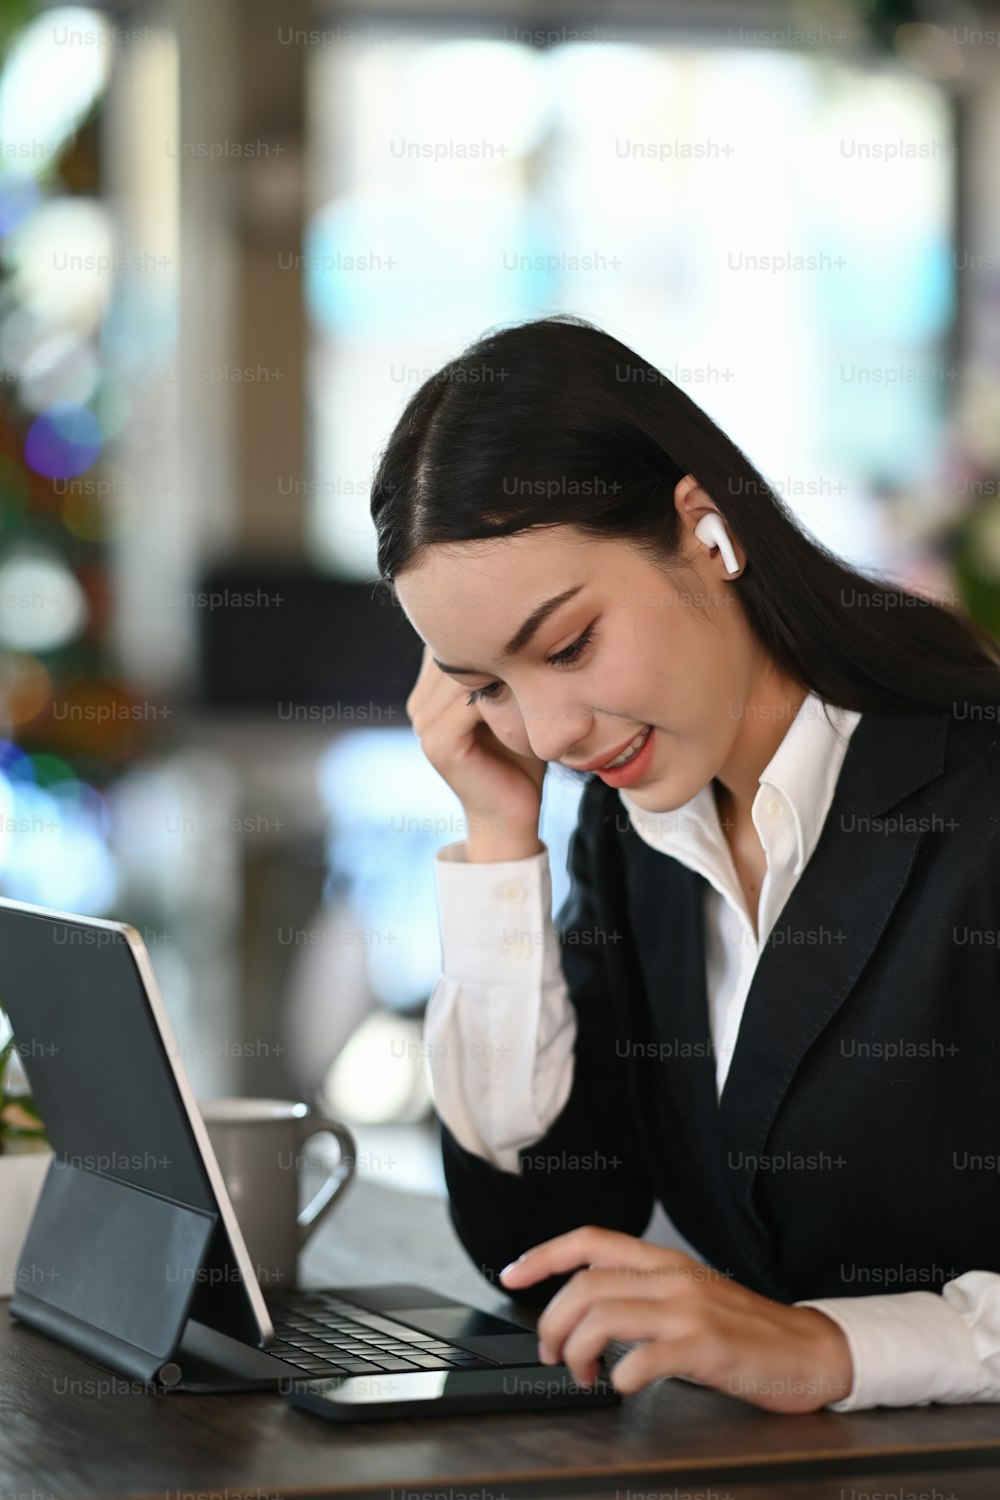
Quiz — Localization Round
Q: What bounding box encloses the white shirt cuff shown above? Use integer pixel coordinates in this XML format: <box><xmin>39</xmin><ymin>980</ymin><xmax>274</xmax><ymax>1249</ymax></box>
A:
<box><xmin>433</xmin><ymin>840</ymin><xmax>565</xmax><ymax>991</ymax></box>
<box><xmin>795</xmin><ymin>1289</ymin><xmax>998</xmax><ymax>1411</ymax></box>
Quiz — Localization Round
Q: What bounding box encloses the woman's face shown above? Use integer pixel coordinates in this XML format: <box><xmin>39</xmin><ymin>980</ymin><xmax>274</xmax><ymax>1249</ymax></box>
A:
<box><xmin>395</xmin><ymin>482</ymin><xmax>776</xmax><ymax>814</ymax></box>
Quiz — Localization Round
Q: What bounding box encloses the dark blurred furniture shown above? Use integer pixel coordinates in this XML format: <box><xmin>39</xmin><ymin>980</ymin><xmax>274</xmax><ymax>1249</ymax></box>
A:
<box><xmin>178</xmin><ymin>559</ymin><xmax>426</xmax><ymax>1095</ymax></box>
<box><xmin>194</xmin><ymin>560</ymin><xmax>423</xmax><ymax>715</ymax></box>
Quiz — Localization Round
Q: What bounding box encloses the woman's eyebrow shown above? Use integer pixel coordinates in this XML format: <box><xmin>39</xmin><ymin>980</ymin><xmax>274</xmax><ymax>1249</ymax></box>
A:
<box><xmin>432</xmin><ymin>584</ymin><xmax>585</xmax><ymax>675</ymax></box>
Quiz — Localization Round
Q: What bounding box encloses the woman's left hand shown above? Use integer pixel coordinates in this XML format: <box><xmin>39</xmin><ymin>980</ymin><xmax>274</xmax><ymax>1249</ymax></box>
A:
<box><xmin>499</xmin><ymin>1225</ymin><xmax>854</xmax><ymax>1413</ymax></box>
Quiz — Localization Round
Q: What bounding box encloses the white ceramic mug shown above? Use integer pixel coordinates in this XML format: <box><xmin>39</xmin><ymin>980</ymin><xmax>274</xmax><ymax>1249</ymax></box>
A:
<box><xmin>198</xmin><ymin>1097</ymin><xmax>356</xmax><ymax>1292</ymax></box>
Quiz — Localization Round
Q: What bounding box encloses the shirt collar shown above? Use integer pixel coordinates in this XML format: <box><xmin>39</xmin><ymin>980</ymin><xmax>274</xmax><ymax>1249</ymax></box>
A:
<box><xmin>751</xmin><ymin>693</ymin><xmax>862</xmax><ymax>876</ymax></box>
<box><xmin>618</xmin><ymin>691</ymin><xmax>863</xmax><ymax>878</ymax></box>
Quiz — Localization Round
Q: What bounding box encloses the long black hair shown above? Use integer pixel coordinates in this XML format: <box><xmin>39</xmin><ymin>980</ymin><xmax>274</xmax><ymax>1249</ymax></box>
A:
<box><xmin>371</xmin><ymin>313</ymin><xmax>1000</xmax><ymax>758</ymax></box>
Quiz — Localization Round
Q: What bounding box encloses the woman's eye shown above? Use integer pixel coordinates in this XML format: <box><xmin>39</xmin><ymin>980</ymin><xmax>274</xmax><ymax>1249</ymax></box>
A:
<box><xmin>464</xmin><ymin>622</ymin><xmax>597</xmax><ymax>707</ymax></box>
<box><xmin>546</xmin><ymin>622</ymin><xmax>596</xmax><ymax>668</ymax></box>
<box><xmin>465</xmin><ymin>683</ymin><xmax>503</xmax><ymax>706</ymax></box>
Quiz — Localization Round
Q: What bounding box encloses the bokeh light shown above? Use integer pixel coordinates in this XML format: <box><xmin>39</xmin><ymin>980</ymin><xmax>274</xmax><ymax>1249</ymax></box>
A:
<box><xmin>4</xmin><ymin>198</ymin><xmax>114</xmax><ymax>328</ymax></box>
<box><xmin>0</xmin><ymin>653</ymin><xmax>52</xmax><ymax>731</ymax></box>
<box><xmin>0</xmin><ymin>550</ymin><xmax>88</xmax><ymax>652</ymax></box>
<box><xmin>24</xmin><ymin>401</ymin><xmax>102</xmax><ymax>479</ymax></box>
<box><xmin>0</xmin><ymin>7</ymin><xmax>112</xmax><ymax>174</ymax></box>
<box><xmin>18</xmin><ymin>330</ymin><xmax>100</xmax><ymax>412</ymax></box>
<box><xmin>0</xmin><ymin>174</ymin><xmax>40</xmax><ymax>238</ymax></box>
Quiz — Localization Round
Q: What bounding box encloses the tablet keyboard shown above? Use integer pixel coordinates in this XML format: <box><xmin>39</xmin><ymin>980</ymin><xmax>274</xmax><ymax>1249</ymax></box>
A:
<box><xmin>265</xmin><ymin>1291</ymin><xmax>495</xmax><ymax>1378</ymax></box>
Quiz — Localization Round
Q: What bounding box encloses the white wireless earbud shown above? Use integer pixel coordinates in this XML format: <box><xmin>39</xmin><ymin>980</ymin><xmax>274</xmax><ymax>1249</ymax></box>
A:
<box><xmin>694</xmin><ymin>513</ymin><xmax>742</xmax><ymax>576</ymax></box>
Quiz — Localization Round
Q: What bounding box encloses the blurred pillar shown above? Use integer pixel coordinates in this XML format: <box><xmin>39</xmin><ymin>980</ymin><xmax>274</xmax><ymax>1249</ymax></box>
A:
<box><xmin>108</xmin><ymin>0</ymin><xmax>309</xmax><ymax>694</ymax></box>
<box><xmin>231</xmin><ymin>0</ymin><xmax>309</xmax><ymax>555</ymax></box>
<box><xmin>104</xmin><ymin>8</ymin><xmax>192</xmax><ymax>690</ymax></box>
<box><xmin>958</xmin><ymin>56</ymin><xmax>1000</xmax><ymax>379</ymax></box>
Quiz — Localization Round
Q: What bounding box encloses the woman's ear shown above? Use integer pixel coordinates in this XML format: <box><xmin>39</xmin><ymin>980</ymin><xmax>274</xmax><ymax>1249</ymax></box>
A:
<box><xmin>674</xmin><ymin>477</ymin><xmax>746</xmax><ymax>578</ymax></box>
<box><xmin>674</xmin><ymin>473</ymin><xmax>701</xmax><ymax>510</ymax></box>
<box><xmin>675</xmin><ymin>475</ymin><xmax>722</xmax><ymax>533</ymax></box>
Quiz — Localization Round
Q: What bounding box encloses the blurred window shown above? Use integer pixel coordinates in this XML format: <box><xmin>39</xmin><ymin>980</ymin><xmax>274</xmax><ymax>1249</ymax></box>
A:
<box><xmin>305</xmin><ymin>32</ymin><xmax>954</xmax><ymax>578</ymax></box>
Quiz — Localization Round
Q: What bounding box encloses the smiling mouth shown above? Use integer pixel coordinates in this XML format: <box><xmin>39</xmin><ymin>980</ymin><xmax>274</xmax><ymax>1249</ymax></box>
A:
<box><xmin>599</xmin><ymin>725</ymin><xmax>652</xmax><ymax>770</ymax></box>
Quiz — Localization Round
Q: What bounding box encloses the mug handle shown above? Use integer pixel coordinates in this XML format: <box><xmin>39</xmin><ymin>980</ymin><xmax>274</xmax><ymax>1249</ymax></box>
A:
<box><xmin>296</xmin><ymin>1114</ymin><xmax>358</xmax><ymax>1249</ymax></box>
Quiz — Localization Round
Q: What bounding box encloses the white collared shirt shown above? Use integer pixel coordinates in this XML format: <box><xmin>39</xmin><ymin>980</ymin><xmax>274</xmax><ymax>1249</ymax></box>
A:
<box><xmin>616</xmin><ymin>692</ymin><xmax>862</xmax><ymax>1096</ymax></box>
<box><xmin>424</xmin><ymin>690</ymin><xmax>1000</xmax><ymax>1411</ymax></box>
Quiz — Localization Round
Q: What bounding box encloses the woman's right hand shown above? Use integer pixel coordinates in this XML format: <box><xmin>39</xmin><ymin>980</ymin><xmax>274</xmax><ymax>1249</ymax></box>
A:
<box><xmin>405</xmin><ymin>645</ymin><xmax>547</xmax><ymax>861</ymax></box>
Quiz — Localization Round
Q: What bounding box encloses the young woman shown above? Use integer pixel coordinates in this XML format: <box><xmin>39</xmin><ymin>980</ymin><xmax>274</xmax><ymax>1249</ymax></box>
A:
<box><xmin>370</xmin><ymin>313</ymin><xmax>1000</xmax><ymax>1415</ymax></box>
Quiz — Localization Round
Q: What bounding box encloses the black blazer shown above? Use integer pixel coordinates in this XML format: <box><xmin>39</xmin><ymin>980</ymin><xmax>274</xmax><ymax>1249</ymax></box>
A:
<box><xmin>439</xmin><ymin>705</ymin><xmax>1000</xmax><ymax>1307</ymax></box>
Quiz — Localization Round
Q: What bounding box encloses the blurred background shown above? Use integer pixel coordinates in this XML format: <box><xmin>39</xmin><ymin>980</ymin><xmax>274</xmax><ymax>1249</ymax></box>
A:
<box><xmin>0</xmin><ymin>0</ymin><xmax>999</xmax><ymax>1204</ymax></box>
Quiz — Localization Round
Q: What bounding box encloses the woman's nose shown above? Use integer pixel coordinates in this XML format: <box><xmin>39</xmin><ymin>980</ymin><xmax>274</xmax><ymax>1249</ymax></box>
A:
<box><xmin>520</xmin><ymin>700</ymin><xmax>592</xmax><ymax>765</ymax></box>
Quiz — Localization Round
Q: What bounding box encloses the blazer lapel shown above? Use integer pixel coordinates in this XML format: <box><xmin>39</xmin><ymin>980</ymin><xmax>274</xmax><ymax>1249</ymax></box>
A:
<box><xmin>716</xmin><ymin>708</ymin><xmax>951</xmax><ymax>1234</ymax></box>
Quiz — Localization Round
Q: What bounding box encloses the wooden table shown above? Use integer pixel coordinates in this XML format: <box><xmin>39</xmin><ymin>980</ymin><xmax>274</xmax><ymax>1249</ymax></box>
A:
<box><xmin>3</xmin><ymin>1177</ymin><xmax>1000</xmax><ymax>1500</ymax></box>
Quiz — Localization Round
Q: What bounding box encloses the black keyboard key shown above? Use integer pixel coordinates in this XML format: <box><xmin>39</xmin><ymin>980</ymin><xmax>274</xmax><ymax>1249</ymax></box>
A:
<box><xmin>272</xmin><ymin>1298</ymin><xmax>511</xmax><ymax>1368</ymax></box>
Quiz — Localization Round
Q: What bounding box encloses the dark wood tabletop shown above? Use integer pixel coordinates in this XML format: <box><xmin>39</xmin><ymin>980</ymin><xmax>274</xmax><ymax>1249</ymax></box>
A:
<box><xmin>3</xmin><ymin>1176</ymin><xmax>1000</xmax><ymax>1500</ymax></box>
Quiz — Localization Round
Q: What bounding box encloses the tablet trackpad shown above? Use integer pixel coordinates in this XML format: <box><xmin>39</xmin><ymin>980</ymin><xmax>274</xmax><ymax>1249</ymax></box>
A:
<box><xmin>394</xmin><ymin>1307</ymin><xmax>539</xmax><ymax>1363</ymax></box>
